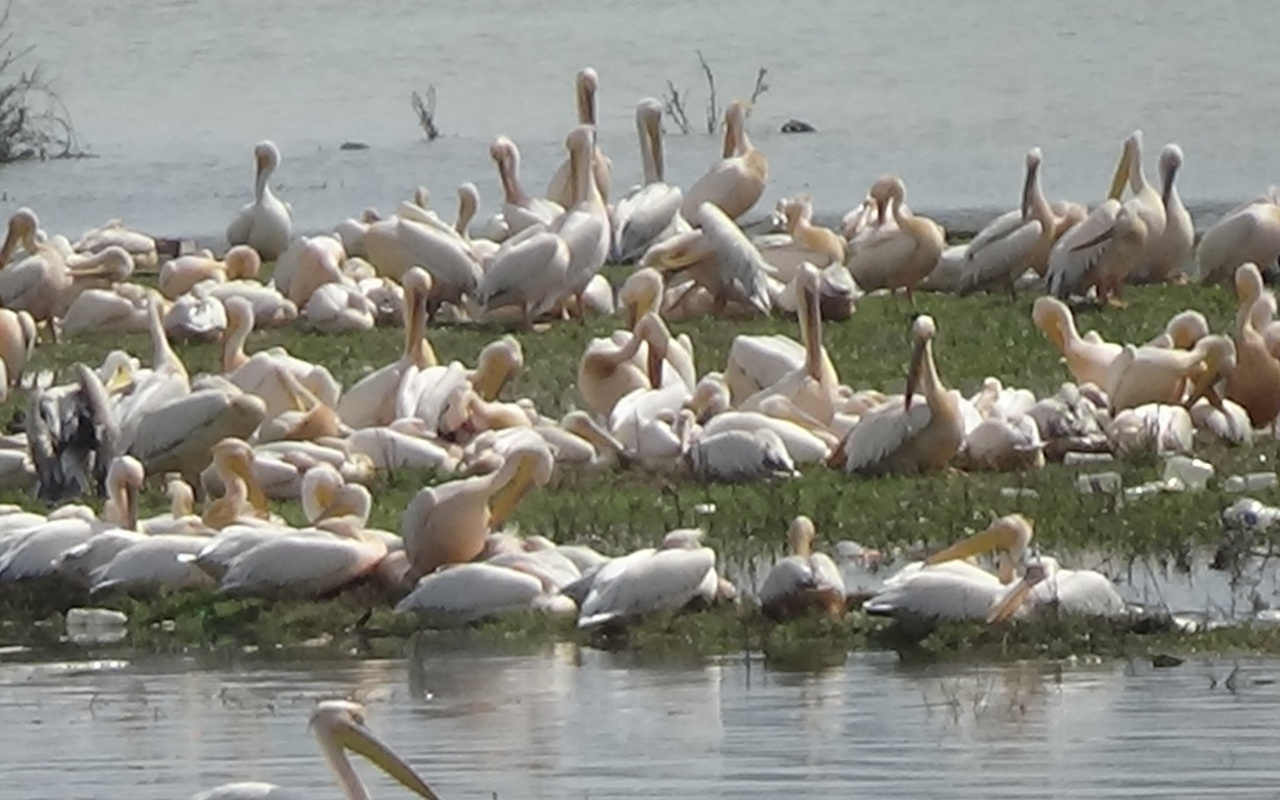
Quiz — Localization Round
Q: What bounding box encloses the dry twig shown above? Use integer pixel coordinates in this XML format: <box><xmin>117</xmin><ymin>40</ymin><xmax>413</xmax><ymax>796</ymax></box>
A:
<box><xmin>410</xmin><ymin>84</ymin><xmax>440</xmax><ymax>141</ymax></box>
<box><xmin>661</xmin><ymin>80</ymin><xmax>691</xmax><ymax>135</ymax></box>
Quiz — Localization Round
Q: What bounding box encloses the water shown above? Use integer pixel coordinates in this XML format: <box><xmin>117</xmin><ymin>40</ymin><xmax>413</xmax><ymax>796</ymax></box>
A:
<box><xmin>5</xmin><ymin>1</ymin><xmax>1280</xmax><ymax>241</ymax></box>
<box><xmin>2</xmin><ymin>643</ymin><xmax>1279</xmax><ymax>799</ymax></box>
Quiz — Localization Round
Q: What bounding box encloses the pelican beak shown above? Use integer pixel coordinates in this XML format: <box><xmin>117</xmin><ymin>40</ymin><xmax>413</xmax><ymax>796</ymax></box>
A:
<box><xmin>645</xmin><ymin>112</ymin><xmax>664</xmax><ymax>178</ymax></box>
<box><xmin>472</xmin><ymin>363</ymin><xmax>508</xmax><ymax>402</ymax></box>
<box><xmin>1161</xmin><ymin>159</ymin><xmax>1178</xmax><ymax>207</ymax></box>
<box><xmin>1020</xmin><ymin>159</ymin><xmax>1038</xmax><ymax>219</ymax></box>
<box><xmin>0</xmin><ymin>220</ymin><xmax>19</xmax><ymax>265</ymax></box>
<box><xmin>646</xmin><ymin>332</ymin><xmax>668</xmax><ymax>388</ymax></box>
<box><xmin>802</xmin><ymin>279</ymin><xmax>823</xmax><ymax>382</ymax></box>
<box><xmin>1107</xmin><ymin>141</ymin><xmax>1132</xmax><ymax>201</ymax></box>
<box><xmin>925</xmin><ymin>524</ymin><xmax>1009</xmax><ymax>568</ymax></box>
<box><xmin>904</xmin><ymin>337</ymin><xmax>926</xmax><ymax>411</ymax></box>
<box><xmin>488</xmin><ymin>455</ymin><xmax>536</xmax><ymax>527</ymax></box>
<box><xmin>875</xmin><ymin>195</ymin><xmax>888</xmax><ymax>227</ymax></box>
<box><xmin>986</xmin><ymin>578</ymin><xmax>1036</xmax><ymax>624</ymax></box>
<box><xmin>105</xmin><ymin>364</ymin><xmax>134</xmax><ymax>393</ymax></box>
<box><xmin>230</xmin><ymin>452</ymin><xmax>269</xmax><ymax>514</ymax></box>
<box><xmin>574</xmin><ymin>414</ymin><xmax>627</xmax><ymax>455</ymax></box>
<box><xmin>328</xmin><ymin>717</ymin><xmax>441</xmax><ymax>800</ymax></box>
<box><xmin>124</xmin><ymin>481</ymin><xmax>140</xmax><ymax>532</ymax></box>
<box><xmin>1070</xmin><ymin>224</ymin><xmax>1116</xmax><ymax>253</ymax></box>
<box><xmin>1184</xmin><ymin>366</ymin><xmax>1227</xmax><ymax>412</ymax></box>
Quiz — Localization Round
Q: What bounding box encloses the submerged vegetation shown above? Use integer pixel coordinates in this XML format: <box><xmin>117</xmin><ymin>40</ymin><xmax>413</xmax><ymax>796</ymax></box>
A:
<box><xmin>0</xmin><ymin>3</ymin><xmax>87</xmax><ymax>163</ymax></box>
<box><xmin>3</xmin><ymin>284</ymin><xmax>1280</xmax><ymax>666</ymax></box>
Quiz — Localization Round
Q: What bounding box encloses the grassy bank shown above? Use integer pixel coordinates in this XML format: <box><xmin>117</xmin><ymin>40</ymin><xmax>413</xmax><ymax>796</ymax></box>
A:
<box><xmin>1</xmin><ymin>283</ymin><xmax>1277</xmax><ymax>665</ymax></box>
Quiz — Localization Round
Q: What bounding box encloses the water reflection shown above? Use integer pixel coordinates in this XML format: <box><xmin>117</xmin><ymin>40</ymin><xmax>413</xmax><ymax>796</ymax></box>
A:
<box><xmin>3</xmin><ymin>648</ymin><xmax>1280</xmax><ymax>798</ymax></box>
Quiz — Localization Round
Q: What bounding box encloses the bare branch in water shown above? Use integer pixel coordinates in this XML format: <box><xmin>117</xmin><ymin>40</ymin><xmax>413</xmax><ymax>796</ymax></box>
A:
<box><xmin>661</xmin><ymin>80</ymin><xmax>691</xmax><ymax>135</ymax></box>
<box><xmin>0</xmin><ymin>0</ymin><xmax>89</xmax><ymax>163</ymax></box>
<box><xmin>411</xmin><ymin>84</ymin><xmax>440</xmax><ymax>141</ymax></box>
<box><xmin>696</xmin><ymin>49</ymin><xmax>718</xmax><ymax>135</ymax></box>
<box><xmin>749</xmin><ymin>67</ymin><xmax>770</xmax><ymax>107</ymax></box>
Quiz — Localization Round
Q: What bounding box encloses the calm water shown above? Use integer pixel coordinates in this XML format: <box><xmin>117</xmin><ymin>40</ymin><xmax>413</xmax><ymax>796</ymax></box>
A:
<box><xmin>4</xmin><ymin>1</ymin><xmax>1280</xmax><ymax>240</ymax></box>
<box><xmin>2</xmin><ymin>643</ymin><xmax>1279</xmax><ymax>799</ymax></box>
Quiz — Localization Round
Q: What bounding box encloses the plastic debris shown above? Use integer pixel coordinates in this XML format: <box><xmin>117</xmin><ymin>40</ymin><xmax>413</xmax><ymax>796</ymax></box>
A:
<box><xmin>999</xmin><ymin>487</ymin><xmax>1040</xmax><ymax>499</ymax></box>
<box><xmin>1224</xmin><ymin>472</ymin><xmax>1279</xmax><ymax>493</ymax></box>
<box><xmin>65</xmin><ymin>607</ymin><xmax>128</xmax><ymax>645</ymax></box>
<box><xmin>1161</xmin><ymin>455</ymin><xmax>1214</xmax><ymax>492</ymax></box>
<box><xmin>1221</xmin><ymin>498</ymin><xmax>1280</xmax><ymax>533</ymax></box>
<box><xmin>1063</xmin><ymin>452</ymin><xmax>1115</xmax><ymax>465</ymax></box>
<box><xmin>1076</xmin><ymin>472</ymin><xmax>1122</xmax><ymax>495</ymax></box>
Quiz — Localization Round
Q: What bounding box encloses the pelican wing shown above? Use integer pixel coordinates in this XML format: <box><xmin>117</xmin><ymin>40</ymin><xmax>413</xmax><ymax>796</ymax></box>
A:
<box><xmin>863</xmin><ymin>569</ymin><xmax>1003</xmax><ymax>620</ymax></box>
<box><xmin>698</xmin><ymin>204</ymin><xmax>772</xmax><ymax>314</ymax></box>
<box><xmin>578</xmin><ymin>546</ymin><xmax>716</xmax><ymax>628</ymax></box>
<box><xmin>220</xmin><ymin>535</ymin><xmax>384</xmax><ymax>597</ymax></box>
<box><xmin>1046</xmin><ymin>200</ymin><xmax>1120</xmax><ymax>299</ymax></box>
<box><xmin>961</xmin><ymin>217</ymin><xmax>1043</xmax><ymax>293</ymax></box>
<box><xmin>394</xmin><ymin>563</ymin><xmax>543</xmax><ymax>625</ymax></box>
<box><xmin>612</xmin><ymin>183</ymin><xmax>684</xmax><ymax>263</ymax></box>
<box><xmin>846</xmin><ymin>228</ymin><xmax>918</xmax><ymax>292</ymax></box>
<box><xmin>395</xmin><ymin>218</ymin><xmax>483</xmax><ymax>301</ymax></box>
<box><xmin>477</xmin><ymin>232</ymin><xmax>569</xmax><ymax>316</ymax></box>
<box><xmin>842</xmin><ymin>398</ymin><xmax>932</xmax><ymax>475</ymax></box>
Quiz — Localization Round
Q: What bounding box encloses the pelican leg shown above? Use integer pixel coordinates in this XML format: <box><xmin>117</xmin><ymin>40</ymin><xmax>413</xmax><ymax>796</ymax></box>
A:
<box><xmin>667</xmin><ymin>282</ymin><xmax>700</xmax><ymax>317</ymax></box>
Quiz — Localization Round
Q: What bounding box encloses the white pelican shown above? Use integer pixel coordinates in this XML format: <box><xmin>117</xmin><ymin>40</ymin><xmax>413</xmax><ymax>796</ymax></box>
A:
<box><xmin>337</xmin><ymin>268</ymin><xmax>436</xmax><ymax>428</ymax></box>
<box><xmin>394</xmin><ymin>562</ymin><xmax>574</xmax><ymax>626</ymax></box>
<box><xmin>333</xmin><ymin>207</ymin><xmax>380</xmax><ymax>259</ymax></box>
<box><xmin>0</xmin><ymin>207</ymin><xmax>70</xmax><ymax>329</ymax></box>
<box><xmin>846</xmin><ymin>175</ymin><xmax>945</xmax><ymax>305</ymax></box>
<box><xmin>190</xmin><ymin>700</ymin><xmax>439</xmax><ymax>800</ymax></box>
<box><xmin>1111</xmin><ymin>130</ymin><xmax>1168</xmax><ymax>279</ymax></box>
<box><xmin>225</xmin><ymin>140</ymin><xmax>292</xmax><ymax>261</ymax></box>
<box><xmin>362</xmin><ymin>208</ymin><xmax>482</xmax><ymax>310</ymax></box>
<box><xmin>611</xmin><ymin>97</ymin><xmax>684</xmax><ymax>263</ymax></box>
<box><xmin>643</xmin><ymin>203</ymin><xmax>773</xmax><ymax>316</ymax></box>
<box><xmin>701</xmin><ymin>411</ymin><xmax>834</xmax><ymax>465</ymax></box>
<box><xmin>221</xmin><ymin>296</ymin><xmax>341</xmax><ymax>417</ymax></box>
<box><xmin>1197</xmin><ymin>195</ymin><xmax>1280</xmax><ymax>286</ymax></box>
<box><xmin>1046</xmin><ymin>198</ymin><xmax>1122</xmax><ymax>300</ymax></box>
<box><xmin>301</xmin><ymin>281</ymin><xmax>376</xmax><ymax>333</ymax></box>
<box><xmin>474</xmin><ymin>226</ymin><xmax>571</xmax><ymax>324</ymax></box>
<box><xmin>115</xmin><ymin>295</ymin><xmax>191</xmax><ymax>449</ymax></box>
<box><xmin>490</xmin><ymin>136</ymin><xmax>563</xmax><ymax>235</ymax></box>
<box><xmin>60</xmin><ymin>283</ymin><xmax>155</xmax><ymax>337</ymax></box>
<box><xmin>1103</xmin><ymin>334</ymin><xmax>1236</xmax><ymax>412</ymax></box>
<box><xmin>758</xmin><ymin>515</ymin><xmax>846</xmax><ymax>620</ymax></box>
<box><xmin>1031</xmin><ymin>296</ymin><xmax>1122</xmax><ymax>388</ymax></box>
<box><xmin>957</xmin><ymin>149</ymin><xmax>1047</xmax><ymax>296</ymax></box>
<box><xmin>987</xmin><ymin>557</ymin><xmax>1128</xmax><ymax>622</ymax></box>
<box><xmin>73</xmin><ymin>219</ymin><xmax>158</xmax><ymax>272</ymax></box>
<box><xmin>401</xmin><ymin>443</ymin><xmax>553</xmax><ymax>578</ymax></box>
<box><xmin>578</xmin><ymin>312</ymin><xmax>672</xmax><ymax>418</ymax></box>
<box><xmin>923</xmin><ymin>513</ymin><xmax>1035</xmax><ymax>584</ymax></box>
<box><xmin>551</xmin><ymin>124</ymin><xmax>611</xmax><ymax>316</ymax></box>
<box><xmin>1132</xmin><ymin>144</ymin><xmax>1192</xmax><ymax>283</ymax></box>
<box><xmin>546</xmin><ymin>66</ymin><xmax>613</xmax><ymax>207</ymax></box>
<box><xmin>159</xmin><ymin>245</ymin><xmax>260</xmax><ymax>300</ymax></box>
<box><xmin>1108</xmin><ymin>403</ymin><xmax>1194</xmax><ymax>457</ymax></box>
<box><xmin>756</xmin><ymin>195</ymin><xmax>847</xmax><ymax>275</ymax></box>
<box><xmin>680</xmin><ymin>100</ymin><xmax>767</xmax><ymax>223</ymax></box>
<box><xmin>165</xmin><ymin>283</ymin><xmax>228</xmax><ymax>341</ymax></box>
<box><xmin>724</xmin><ymin>334</ymin><xmax>806</xmax><ymax>404</ymax></box>
<box><xmin>741</xmin><ymin>263</ymin><xmax>839</xmax><ymax>423</ymax></box>
<box><xmin>683</xmin><ymin>422</ymin><xmax>798</xmax><ymax>483</ymax></box>
<box><xmin>838</xmin><ymin>315</ymin><xmax>963</xmax><ymax>476</ymax></box>
<box><xmin>1225</xmin><ymin>264</ymin><xmax>1280</xmax><ymax>427</ymax></box>
<box><xmin>0</xmin><ymin>308</ymin><xmax>36</xmax><ymax>386</ymax></box>
<box><xmin>577</xmin><ymin>529</ymin><xmax>721</xmax><ymax>629</ymax></box>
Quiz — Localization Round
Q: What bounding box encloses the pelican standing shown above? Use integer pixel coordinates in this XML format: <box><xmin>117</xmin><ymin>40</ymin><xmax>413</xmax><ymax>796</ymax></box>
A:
<box><xmin>552</xmin><ymin>125</ymin><xmax>611</xmax><ymax>317</ymax></box>
<box><xmin>611</xmin><ymin>97</ymin><xmax>683</xmax><ymax>263</ymax></box>
<box><xmin>680</xmin><ymin>101</ymin><xmax>767</xmax><ymax>224</ymax></box>
<box><xmin>1132</xmin><ymin>144</ymin><xmax>1192</xmax><ymax>283</ymax></box>
<box><xmin>846</xmin><ymin>175</ymin><xmax>945</xmax><ymax>305</ymax></box>
<box><xmin>225</xmin><ymin>140</ymin><xmax>292</xmax><ymax>261</ymax></box>
<box><xmin>547</xmin><ymin>66</ymin><xmax>613</xmax><ymax>207</ymax></box>
<box><xmin>0</xmin><ymin>208</ymin><xmax>70</xmax><ymax>331</ymax></box>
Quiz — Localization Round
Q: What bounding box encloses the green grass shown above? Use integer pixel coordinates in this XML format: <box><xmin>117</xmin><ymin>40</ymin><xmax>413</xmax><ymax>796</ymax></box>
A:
<box><xmin>2</xmin><ymin>282</ymin><xmax>1277</xmax><ymax>664</ymax></box>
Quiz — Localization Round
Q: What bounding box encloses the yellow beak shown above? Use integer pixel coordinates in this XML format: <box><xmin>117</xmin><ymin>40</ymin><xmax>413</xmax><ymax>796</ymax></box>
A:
<box><xmin>1107</xmin><ymin>142</ymin><xmax>1133</xmax><ymax>201</ymax></box>
<box><xmin>330</xmin><ymin>720</ymin><xmax>441</xmax><ymax>800</ymax></box>
<box><xmin>986</xmin><ymin>579</ymin><xmax>1035</xmax><ymax>624</ymax></box>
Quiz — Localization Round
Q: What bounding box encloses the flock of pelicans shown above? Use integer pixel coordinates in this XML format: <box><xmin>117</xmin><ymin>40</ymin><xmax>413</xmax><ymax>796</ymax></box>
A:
<box><xmin>0</xmin><ymin>65</ymin><xmax>1279</xmax><ymax>670</ymax></box>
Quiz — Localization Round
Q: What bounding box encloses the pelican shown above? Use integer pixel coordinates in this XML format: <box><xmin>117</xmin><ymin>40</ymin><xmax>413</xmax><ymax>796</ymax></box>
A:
<box><xmin>225</xmin><ymin>140</ymin><xmax>292</xmax><ymax>261</ymax></box>
<box><xmin>546</xmin><ymin>67</ymin><xmax>613</xmax><ymax>207</ymax></box>
<box><xmin>957</xmin><ymin>149</ymin><xmax>1047</xmax><ymax>296</ymax></box>
<box><xmin>838</xmin><ymin>315</ymin><xmax>963</xmax><ymax>476</ymax></box>
<box><xmin>165</xmin><ymin>283</ymin><xmax>228</xmax><ymax>341</ymax></box>
<box><xmin>1111</xmin><ymin>130</ymin><xmax>1168</xmax><ymax>279</ymax></box>
<box><xmin>1104</xmin><ymin>335</ymin><xmax>1236</xmax><ymax>412</ymax></box>
<box><xmin>1132</xmin><ymin>144</ymin><xmax>1193</xmax><ymax>283</ymax></box>
<box><xmin>577</xmin><ymin>529</ymin><xmax>721</xmax><ymax>629</ymax></box>
<box><xmin>756</xmin><ymin>195</ymin><xmax>847</xmax><ymax>275</ymax></box>
<box><xmin>758</xmin><ymin>516</ymin><xmax>846</xmax><ymax>620</ymax></box>
<box><xmin>0</xmin><ymin>308</ymin><xmax>36</xmax><ymax>386</ymax></box>
<box><xmin>578</xmin><ymin>312</ymin><xmax>671</xmax><ymax>418</ymax></box>
<box><xmin>401</xmin><ymin>443</ymin><xmax>553</xmax><ymax>578</ymax></box>
<box><xmin>987</xmin><ymin>557</ymin><xmax>1128</xmax><ymax>622</ymax></box>
<box><xmin>740</xmin><ymin>262</ymin><xmax>839</xmax><ymax>424</ymax></box>
<box><xmin>724</xmin><ymin>334</ymin><xmax>806</xmax><ymax>404</ymax></box>
<box><xmin>611</xmin><ymin>97</ymin><xmax>683</xmax><ymax>263</ymax></box>
<box><xmin>394</xmin><ymin>562</ymin><xmax>574</xmax><ymax>626</ymax></box>
<box><xmin>0</xmin><ymin>207</ymin><xmax>70</xmax><ymax>329</ymax></box>
<box><xmin>923</xmin><ymin>513</ymin><xmax>1035</xmax><ymax>585</ymax></box>
<box><xmin>683</xmin><ymin>423</ymin><xmax>798</xmax><ymax>483</ymax></box>
<box><xmin>73</xmin><ymin>219</ymin><xmax>158</xmax><ymax>272</ymax></box>
<box><xmin>846</xmin><ymin>175</ymin><xmax>945</xmax><ymax>305</ymax></box>
<box><xmin>474</xmin><ymin>226</ymin><xmax>571</xmax><ymax>324</ymax></box>
<box><xmin>1197</xmin><ymin>195</ymin><xmax>1280</xmax><ymax>286</ymax></box>
<box><xmin>490</xmin><ymin>136</ymin><xmax>563</xmax><ymax>235</ymax></box>
<box><xmin>337</xmin><ymin>268</ymin><xmax>436</xmax><ymax>428</ymax></box>
<box><xmin>159</xmin><ymin>246</ymin><xmax>260</xmax><ymax>300</ymax></box>
<box><xmin>680</xmin><ymin>100</ymin><xmax>767</xmax><ymax>223</ymax></box>
<box><xmin>1225</xmin><ymin>264</ymin><xmax>1280</xmax><ymax>427</ymax></box>
<box><xmin>221</xmin><ymin>296</ymin><xmax>341</xmax><ymax>417</ymax></box>
<box><xmin>551</xmin><ymin>125</ymin><xmax>611</xmax><ymax>316</ymax></box>
<box><xmin>361</xmin><ymin>209</ymin><xmax>482</xmax><ymax>310</ymax></box>
<box><xmin>1031</xmin><ymin>296</ymin><xmax>1122</xmax><ymax>388</ymax></box>
<box><xmin>643</xmin><ymin>203</ymin><xmax>772</xmax><ymax>316</ymax></box>
<box><xmin>190</xmin><ymin>700</ymin><xmax>439</xmax><ymax>800</ymax></box>
<box><xmin>333</xmin><ymin>207</ymin><xmax>380</xmax><ymax>259</ymax></box>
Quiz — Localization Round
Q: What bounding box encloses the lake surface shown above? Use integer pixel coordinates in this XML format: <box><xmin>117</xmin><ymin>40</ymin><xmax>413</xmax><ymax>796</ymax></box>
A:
<box><xmin>2</xmin><ymin>643</ymin><xmax>1279</xmax><ymax>799</ymax></box>
<box><xmin>4</xmin><ymin>1</ymin><xmax>1280</xmax><ymax>240</ymax></box>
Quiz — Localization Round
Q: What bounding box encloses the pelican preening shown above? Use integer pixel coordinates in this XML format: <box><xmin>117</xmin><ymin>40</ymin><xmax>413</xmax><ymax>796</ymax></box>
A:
<box><xmin>225</xmin><ymin>140</ymin><xmax>293</xmax><ymax>261</ymax></box>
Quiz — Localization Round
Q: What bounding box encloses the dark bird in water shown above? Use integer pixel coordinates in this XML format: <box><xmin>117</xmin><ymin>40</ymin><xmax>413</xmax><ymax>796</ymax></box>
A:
<box><xmin>780</xmin><ymin>119</ymin><xmax>816</xmax><ymax>134</ymax></box>
<box><xmin>26</xmin><ymin>363</ymin><xmax>118</xmax><ymax>503</ymax></box>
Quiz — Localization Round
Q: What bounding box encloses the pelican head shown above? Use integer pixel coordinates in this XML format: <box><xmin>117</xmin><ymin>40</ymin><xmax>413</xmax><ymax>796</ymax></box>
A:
<box><xmin>253</xmin><ymin>140</ymin><xmax>281</xmax><ymax>179</ymax></box>
<box><xmin>487</xmin><ymin>444</ymin><xmax>555</xmax><ymax>527</ymax></box>
<box><xmin>1021</xmin><ymin>148</ymin><xmax>1044</xmax><ymax>218</ymax></box>
<box><xmin>904</xmin><ymin>313</ymin><xmax>938</xmax><ymax>411</ymax></box>
<box><xmin>566</xmin><ymin>124</ymin><xmax>595</xmax><ymax>158</ymax></box>
<box><xmin>1234</xmin><ymin>262</ymin><xmax>1264</xmax><ymax>304</ymax></box>
<box><xmin>1108</xmin><ymin>129</ymin><xmax>1142</xmax><ymax>200</ymax></box>
<box><xmin>473</xmin><ymin>335</ymin><xmax>523</xmax><ymax>400</ymax></box>
<box><xmin>1159</xmin><ymin>144</ymin><xmax>1184</xmax><ymax>206</ymax></box>
<box><xmin>224</xmin><ymin>245</ymin><xmax>262</xmax><ymax>279</ymax></box>
<box><xmin>985</xmin><ymin>560</ymin><xmax>1050</xmax><ymax>623</ymax></box>
<box><xmin>926</xmin><ymin>513</ymin><xmax>1034</xmax><ymax>584</ymax></box>
<box><xmin>1183</xmin><ymin>334</ymin><xmax>1238</xmax><ymax>411</ymax></box>
<box><xmin>1164</xmin><ymin>309</ymin><xmax>1209</xmax><ymax>349</ymax></box>
<box><xmin>576</xmin><ymin>67</ymin><xmax>600</xmax><ymax>125</ymax></box>
<box><xmin>309</xmin><ymin>700</ymin><xmax>440</xmax><ymax>800</ymax></box>
<box><xmin>786</xmin><ymin>515</ymin><xmax>816</xmax><ymax>558</ymax></box>
<box><xmin>106</xmin><ymin>455</ymin><xmax>145</xmax><ymax>531</ymax></box>
<box><xmin>620</xmin><ymin>267</ymin><xmax>665</xmax><ymax>329</ymax></box>
<box><xmin>869</xmin><ymin>175</ymin><xmax>906</xmax><ymax>225</ymax></box>
<box><xmin>0</xmin><ymin>207</ymin><xmax>39</xmax><ymax>264</ymax></box>
<box><xmin>71</xmin><ymin>245</ymin><xmax>134</xmax><ymax>281</ymax></box>
<box><xmin>1032</xmin><ymin>295</ymin><xmax>1072</xmax><ymax>350</ymax></box>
